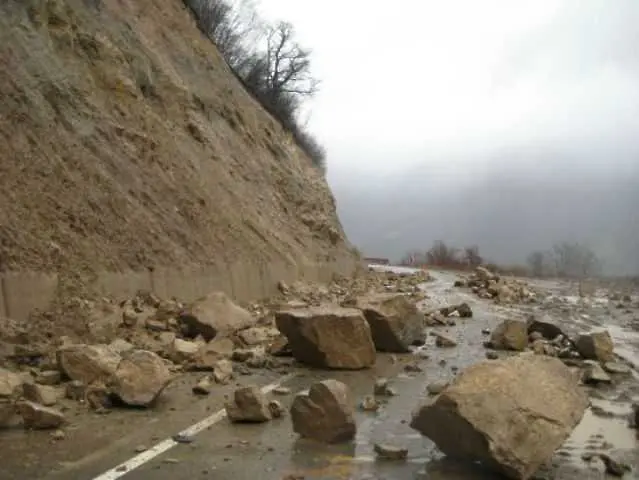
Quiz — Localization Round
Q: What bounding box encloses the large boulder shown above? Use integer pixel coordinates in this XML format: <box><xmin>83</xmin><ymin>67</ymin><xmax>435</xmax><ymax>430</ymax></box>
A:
<box><xmin>23</xmin><ymin>383</ymin><xmax>60</xmax><ymax>406</ymax></box>
<box><xmin>18</xmin><ymin>401</ymin><xmax>66</xmax><ymax>429</ymax></box>
<box><xmin>575</xmin><ymin>331</ymin><xmax>614</xmax><ymax>362</ymax></box>
<box><xmin>410</xmin><ymin>355</ymin><xmax>588</xmax><ymax>480</ymax></box>
<box><xmin>109</xmin><ymin>350</ymin><xmax>172</xmax><ymax>407</ymax></box>
<box><xmin>178</xmin><ymin>292</ymin><xmax>255</xmax><ymax>341</ymax></box>
<box><xmin>56</xmin><ymin>344</ymin><xmax>121</xmax><ymax>384</ymax></box>
<box><xmin>290</xmin><ymin>379</ymin><xmax>356</xmax><ymax>443</ymax></box>
<box><xmin>490</xmin><ymin>320</ymin><xmax>528</xmax><ymax>351</ymax></box>
<box><xmin>352</xmin><ymin>294</ymin><xmax>425</xmax><ymax>352</ymax></box>
<box><xmin>275</xmin><ymin>305</ymin><xmax>376</xmax><ymax>370</ymax></box>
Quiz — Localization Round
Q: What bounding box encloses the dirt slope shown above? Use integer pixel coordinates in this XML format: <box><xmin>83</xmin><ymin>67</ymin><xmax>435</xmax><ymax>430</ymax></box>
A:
<box><xmin>0</xmin><ymin>0</ymin><xmax>356</xmax><ymax>293</ymax></box>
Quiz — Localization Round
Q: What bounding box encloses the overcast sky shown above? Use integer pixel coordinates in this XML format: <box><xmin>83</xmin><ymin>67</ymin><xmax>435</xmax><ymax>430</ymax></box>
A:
<box><xmin>257</xmin><ymin>0</ymin><xmax>639</xmax><ymax>273</ymax></box>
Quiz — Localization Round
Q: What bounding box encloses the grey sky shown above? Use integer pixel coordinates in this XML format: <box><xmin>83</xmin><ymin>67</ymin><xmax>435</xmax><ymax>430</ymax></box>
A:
<box><xmin>257</xmin><ymin>0</ymin><xmax>639</xmax><ymax>273</ymax></box>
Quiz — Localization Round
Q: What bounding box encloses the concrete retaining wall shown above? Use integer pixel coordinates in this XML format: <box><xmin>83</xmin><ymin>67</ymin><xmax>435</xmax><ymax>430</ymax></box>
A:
<box><xmin>0</xmin><ymin>257</ymin><xmax>356</xmax><ymax>321</ymax></box>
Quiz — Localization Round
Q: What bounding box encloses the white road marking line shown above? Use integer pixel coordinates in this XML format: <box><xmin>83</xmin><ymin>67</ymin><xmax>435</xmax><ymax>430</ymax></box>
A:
<box><xmin>92</xmin><ymin>373</ymin><xmax>297</xmax><ymax>480</ymax></box>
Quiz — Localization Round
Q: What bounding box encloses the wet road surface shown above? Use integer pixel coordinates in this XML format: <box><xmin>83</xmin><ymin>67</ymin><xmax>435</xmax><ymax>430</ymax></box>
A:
<box><xmin>2</xmin><ymin>270</ymin><xmax>639</xmax><ymax>479</ymax></box>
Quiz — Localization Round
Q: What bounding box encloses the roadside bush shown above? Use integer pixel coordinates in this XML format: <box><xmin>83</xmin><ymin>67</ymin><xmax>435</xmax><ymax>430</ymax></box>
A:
<box><xmin>183</xmin><ymin>0</ymin><xmax>326</xmax><ymax>172</ymax></box>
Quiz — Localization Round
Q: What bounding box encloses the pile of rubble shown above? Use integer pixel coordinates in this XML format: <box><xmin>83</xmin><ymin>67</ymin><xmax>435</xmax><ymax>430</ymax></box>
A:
<box><xmin>266</xmin><ymin>269</ymin><xmax>431</xmax><ymax>308</ymax></box>
<box><xmin>423</xmin><ymin>302</ymin><xmax>473</xmax><ymax>326</ymax></box>
<box><xmin>0</xmin><ymin>268</ymin><xmax>433</xmax><ymax>431</ymax></box>
<box><xmin>0</xmin><ymin>288</ymin><xmax>292</xmax><ymax>430</ymax></box>
<box><xmin>454</xmin><ymin>266</ymin><xmax>537</xmax><ymax>304</ymax></box>
<box><xmin>484</xmin><ymin>316</ymin><xmax>631</xmax><ymax>384</ymax></box>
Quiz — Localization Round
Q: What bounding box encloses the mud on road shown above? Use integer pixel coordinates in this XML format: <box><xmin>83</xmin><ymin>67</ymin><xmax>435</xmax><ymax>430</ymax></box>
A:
<box><xmin>1</xmin><ymin>270</ymin><xmax>639</xmax><ymax>480</ymax></box>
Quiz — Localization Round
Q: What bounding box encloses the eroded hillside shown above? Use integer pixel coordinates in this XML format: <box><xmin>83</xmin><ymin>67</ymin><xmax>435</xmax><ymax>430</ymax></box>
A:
<box><xmin>0</xmin><ymin>0</ymin><xmax>356</xmax><ymax>306</ymax></box>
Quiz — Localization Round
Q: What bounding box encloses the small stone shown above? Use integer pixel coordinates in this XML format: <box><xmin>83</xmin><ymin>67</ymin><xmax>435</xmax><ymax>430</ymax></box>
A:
<box><xmin>109</xmin><ymin>339</ymin><xmax>135</xmax><ymax>355</ymax></box>
<box><xmin>481</xmin><ymin>329</ymin><xmax>491</xmax><ymax>335</ymax></box>
<box><xmin>434</xmin><ymin>333</ymin><xmax>457</xmax><ymax>348</ymax></box>
<box><xmin>267</xmin><ymin>336</ymin><xmax>291</xmax><ymax>357</ymax></box>
<box><xmin>404</xmin><ymin>363</ymin><xmax>423</xmax><ymax>373</ymax></box>
<box><xmin>231</xmin><ymin>349</ymin><xmax>254</xmax><ymax>362</ymax></box>
<box><xmin>529</xmin><ymin>331</ymin><xmax>544</xmax><ymax>342</ymax></box>
<box><xmin>193</xmin><ymin>377</ymin><xmax>213</xmax><ymax>395</ymax></box>
<box><xmin>426</xmin><ymin>312</ymin><xmax>447</xmax><ymax>326</ymax></box>
<box><xmin>122</xmin><ymin>308</ymin><xmax>139</xmax><ymax>327</ymax></box>
<box><xmin>135</xmin><ymin>445</ymin><xmax>147</xmax><ymax>453</ymax></box>
<box><xmin>213</xmin><ymin>359</ymin><xmax>234</xmax><ymax>385</ymax></box>
<box><xmin>238</xmin><ymin>327</ymin><xmax>273</xmax><ymax>346</ymax></box>
<box><xmin>51</xmin><ymin>429</ymin><xmax>65</xmax><ymax>441</ymax></box>
<box><xmin>86</xmin><ymin>383</ymin><xmax>111</xmax><ymax>410</ymax></box>
<box><xmin>374</xmin><ymin>378</ymin><xmax>397</xmax><ymax>396</ymax></box>
<box><xmin>268</xmin><ymin>400</ymin><xmax>285</xmax><ymax>418</ymax></box>
<box><xmin>486</xmin><ymin>351</ymin><xmax>499</xmax><ymax>360</ymax></box>
<box><xmin>172</xmin><ymin>433</ymin><xmax>194</xmax><ymax>444</ymax></box>
<box><xmin>65</xmin><ymin>380</ymin><xmax>86</xmax><ymax>401</ymax></box>
<box><xmin>426</xmin><ymin>382</ymin><xmax>448</xmax><ymax>395</ymax></box>
<box><xmin>272</xmin><ymin>387</ymin><xmax>291</xmax><ymax>396</ymax></box>
<box><xmin>225</xmin><ymin>386</ymin><xmax>272</xmax><ymax>423</ymax></box>
<box><xmin>582</xmin><ymin>362</ymin><xmax>612</xmax><ymax>385</ymax></box>
<box><xmin>145</xmin><ymin>318</ymin><xmax>168</xmax><ymax>332</ymax></box>
<box><xmin>373</xmin><ymin>443</ymin><xmax>408</xmax><ymax>461</ymax></box>
<box><xmin>23</xmin><ymin>383</ymin><xmax>59</xmax><ymax>406</ymax></box>
<box><xmin>35</xmin><ymin>371</ymin><xmax>62</xmax><ymax>386</ymax></box>
<box><xmin>360</xmin><ymin>395</ymin><xmax>380</xmax><ymax>412</ymax></box>
<box><xmin>455</xmin><ymin>303</ymin><xmax>473</xmax><ymax>318</ymax></box>
<box><xmin>171</xmin><ymin>339</ymin><xmax>200</xmax><ymax>364</ymax></box>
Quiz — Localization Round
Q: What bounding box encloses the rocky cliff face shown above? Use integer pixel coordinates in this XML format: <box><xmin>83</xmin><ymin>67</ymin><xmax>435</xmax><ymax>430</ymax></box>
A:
<box><xmin>0</xmin><ymin>0</ymin><xmax>356</xmax><ymax>308</ymax></box>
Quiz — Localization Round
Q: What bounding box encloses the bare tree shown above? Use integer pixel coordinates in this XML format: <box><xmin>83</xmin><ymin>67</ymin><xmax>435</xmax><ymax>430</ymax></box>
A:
<box><xmin>239</xmin><ymin>21</ymin><xmax>318</xmax><ymax>125</ymax></box>
<box><xmin>265</xmin><ymin>22</ymin><xmax>318</xmax><ymax>97</ymax></box>
<box><xmin>464</xmin><ymin>245</ymin><xmax>483</xmax><ymax>268</ymax></box>
<box><xmin>527</xmin><ymin>251</ymin><xmax>545</xmax><ymax>277</ymax></box>
<box><xmin>427</xmin><ymin>241</ymin><xmax>460</xmax><ymax>267</ymax></box>
<box><xmin>183</xmin><ymin>0</ymin><xmax>325</xmax><ymax>171</ymax></box>
<box><xmin>552</xmin><ymin>242</ymin><xmax>601</xmax><ymax>279</ymax></box>
<box><xmin>399</xmin><ymin>250</ymin><xmax>427</xmax><ymax>266</ymax></box>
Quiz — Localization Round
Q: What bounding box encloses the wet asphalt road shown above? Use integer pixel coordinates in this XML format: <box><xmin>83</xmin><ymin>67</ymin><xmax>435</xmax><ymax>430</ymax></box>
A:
<box><xmin>2</xmin><ymin>270</ymin><xmax>639</xmax><ymax>480</ymax></box>
<box><xmin>78</xmin><ymin>270</ymin><xmax>504</xmax><ymax>480</ymax></box>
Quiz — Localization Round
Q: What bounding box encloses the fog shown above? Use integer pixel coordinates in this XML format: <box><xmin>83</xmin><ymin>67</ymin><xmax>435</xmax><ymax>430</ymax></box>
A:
<box><xmin>258</xmin><ymin>0</ymin><xmax>639</xmax><ymax>274</ymax></box>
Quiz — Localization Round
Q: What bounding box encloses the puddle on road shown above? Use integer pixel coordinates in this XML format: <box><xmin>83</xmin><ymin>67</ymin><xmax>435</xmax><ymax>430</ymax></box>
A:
<box><xmin>565</xmin><ymin>408</ymin><xmax>637</xmax><ymax>454</ymax></box>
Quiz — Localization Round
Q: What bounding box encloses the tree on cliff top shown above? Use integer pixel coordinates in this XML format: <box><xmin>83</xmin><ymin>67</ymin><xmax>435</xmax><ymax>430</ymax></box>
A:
<box><xmin>184</xmin><ymin>0</ymin><xmax>326</xmax><ymax>172</ymax></box>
